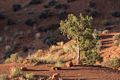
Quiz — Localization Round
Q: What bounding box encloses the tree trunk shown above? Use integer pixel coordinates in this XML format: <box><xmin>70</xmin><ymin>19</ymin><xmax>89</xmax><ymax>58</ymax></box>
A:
<box><xmin>76</xmin><ymin>38</ymin><xmax>80</xmax><ymax>64</ymax></box>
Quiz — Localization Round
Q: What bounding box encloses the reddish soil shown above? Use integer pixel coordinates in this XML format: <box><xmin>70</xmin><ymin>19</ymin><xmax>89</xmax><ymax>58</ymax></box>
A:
<box><xmin>1</xmin><ymin>63</ymin><xmax>120</xmax><ymax>80</ymax></box>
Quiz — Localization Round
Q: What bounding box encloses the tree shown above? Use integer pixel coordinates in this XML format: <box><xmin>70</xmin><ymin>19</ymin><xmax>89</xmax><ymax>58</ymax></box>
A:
<box><xmin>59</xmin><ymin>13</ymin><xmax>102</xmax><ymax>64</ymax></box>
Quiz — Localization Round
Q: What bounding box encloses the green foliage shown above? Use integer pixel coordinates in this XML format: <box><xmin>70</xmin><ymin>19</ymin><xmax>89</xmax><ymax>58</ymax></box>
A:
<box><xmin>108</xmin><ymin>57</ymin><xmax>120</xmax><ymax>69</ymax></box>
<box><xmin>59</xmin><ymin>13</ymin><xmax>102</xmax><ymax>65</ymax></box>
<box><xmin>82</xmin><ymin>49</ymin><xmax>103</xmax><ymax>65</ymax></box>
<box><xmin>25</xmin><ymin>73</ymin><xmax>35</xmax><ymax>80</ymax></box>
<box><xmin>55</xmin><ymin>60</ymin><xmax>64</xmax><ymax>67</ymax></box>
<box><xmin>60</xmin><ymin>14</ymin><xmax>93</xmax><ymax>40</ymax></box>
<box><xmin>10</xmin><ymin>67</ymin><xmax>22</xmax><ymax>78</ymax></box>
<box><xmin>5</xmin><ymin>53</ymin><xmax>23</xmax><ymax>63</ymax></box>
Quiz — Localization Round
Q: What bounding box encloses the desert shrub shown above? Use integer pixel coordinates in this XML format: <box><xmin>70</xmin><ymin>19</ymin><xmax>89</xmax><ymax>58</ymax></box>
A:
<box><xmin>25</xmin><ymin>73</ymin><xmax>36</xmax><ymax>80</ymax></box>
<box><xmin>55</xmin><ymin>60</ymin><xmax>64</xmax><ymax>67</ymax></box>
<box><xmin>44</xmin><ymin>54</ymin><xmax>55</xmax><ymax>63</ymax></box>
<box><xmin>5</xmin><ymin>53</ymin><xmax>23</xmax><ymax>63</ymax></box>
<box><xmin>67</xmin><ymin>0</ymin><xmax>76</xmax><ymax>3</ymax></box>
<box><xmin>108</xmin><ymin>57</ymin><xmax>120</xmax><ymax>69</ymax></box>
<box><xmin>10</xmin><ymin>67</ymin><xmax>22</xmax><ymax>78</ymax></box>
<box><xmin>113</xmin><ymin>40</ymin><xmax>120</xmax><ymax>46</ymax></box>
<box><xmin>12</xmin><ymin>4</ymin><xmax>22</xmax><ymax>12</ymax></box>
<box><xmin>25</xmin><ymin>19</ymin><xmax>36</xmax><ymax>26</ymax></box>
<box><xmin>44</xmin><ymin>0</ymin><xmax>58</xmax><ymax>8</ymax></box>
<box><xmin>86</xmin><ymin>8</ymin><xmax>101</xmax><ymax>18</ymax></box>
<box><xmin>38</xmin><ymin>9</ymin><xmax>53</xmax><ymax>19</ymax></box>
<box><xmin>111</xmin><ymin>11</ymin><xmax>120</xmax><ymax>17</ymax></box>
<box><xmin>54</xmin><ymin>3</ymin><xmax>68</xmax><ymax>10</ymax></box>
<box><xmin>113</xmin><ymin>34</ymin><xmax>120</xmax><ymax>46</ymax></box>
<box><xmin>0</xmin><ymin>74</ymin><xmax>8</xmax><ymax>80</ymax></box>
<box><xmin>83</xmin><ymin>49</ymin><xmax>103</xmax><ymax>65</ymax></box>
<box><xmin>29</xmin><ymin>0</ymin><xmax>43</xmax><ymax>5</ymax></box>
<box><xmin>88</xmin><ymin>0</ymin><xmax>96</xmax><ymax>8</ymax></box>
<box><xmin>0</xmin><ymin>12</ymin><xmax>6</xmax><ymax>20</ymax></box>
<box><xmin>44</xmin><ymin>36</ymin><xmax>57</xmax><ymax>46</ymax></box>
<box><xmin>6</xmin><ymin>19</ymin><xmax>16</xmax><ymax>25</ymax></box>
<box><xmin>113</xmin><ymin>34</ymin><xmax>120</xmax><ymax>40</ymax></box>
<box><xmin>58</xmin><ymin>11</ymin><xmax>68</xmax><ymax>20</ymax></box>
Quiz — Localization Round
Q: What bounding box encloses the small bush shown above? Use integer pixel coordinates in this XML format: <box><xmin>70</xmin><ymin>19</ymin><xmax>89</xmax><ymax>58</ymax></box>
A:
<box><xmin>29</xmin><ymin>0</ymin><xmax>43</xmax><ymax>5</ymax></box>
<box><xmin>44</xmin><ymin>54</ymin><xmax>55</xmax><ymax>63</ymax></box>
<box><xmin>67</xmin><ymin>0</ymin><xmax>76</xmax><ymax>3</ymax></box>
<box><xmin>113</xmin><ymin>34</ymin><xmax>120</xmax><ymax>40</ymax></box>
<box><xmin>0</xmin><ymin>74</ymin><xmax>8</xmax><ymax>80</ymax></box>
<box><xmin>6</xmin><ymin>19</ymin><xmax>16</xmax><ymax>25</ymax></box>
<box><xmin>88</xmin><ymin>0</ymin><xmax>96</xmax><ymax>8</ymax></box>
<box><xmin>55</xmin><ymin>61</ymin><xmax>64</xmax><ymax>67</ymax></box>
<box><xmin>113</xmin><ymin>40</ymin><xmax>120</xmax><ymax>46</ymax></box>
<box><xmin>10</xmin><ymin>67</ymin><xmax>22</xmax><ymax>78</ymax></box>
<box><xmin>54</xmin><ymin>3</ymin><xmax>68</xmax><ymax>10</ymax></box>
<box><xmin>25</xmin><ymin>19</ymin><xmax>36</xmax><ymax>26</ymax></box>
<box><xmin>108</xmin><ymin>57</ymin><xmax>120</xmax><ymax>69</ymax></box>
<box><xmin>12</xmin><ymin>4</ymin><xmax>22</xmax><ymax>12</ymax></box>
<box><xmin>111</xmin><ymin>11</ymin><xmax>120</xmax><ymax>17</ymax></box>
<box><xmin>25</xmin><ymin>73</ymin><xmax>36</xmax><ymax>80</ymax></box>
<box><xmin>44</xmin><ymin>0</ymin><xmax>58</xmax><ymax>8</ymax></box>
<box><xmin>0</xmin><ymin>12</ymin><xmax>6</xmax><ymax>20</ymax></box>
<box><xmin>38</xmin><ymin>9</ymin><xmax>53</xmax><ymax>19</ymax></box>
<box><xmin>58</xmin><ymin>11</ymin><xmax>68</xmax><ymax>20</ymax></box>
<box><xmin>86</xmin><ymin>8</ymin><xmax>101</xmax><ymax>18</ymax></box>
<box><xmin>5</xmin><ymin>53</ymin><xmax>23</xmax><ymax>63</ymax></box>
<box><xmin>83</xmin><ymin>49</ymin><xmax>103</xmax><ymax>65</ymax></box>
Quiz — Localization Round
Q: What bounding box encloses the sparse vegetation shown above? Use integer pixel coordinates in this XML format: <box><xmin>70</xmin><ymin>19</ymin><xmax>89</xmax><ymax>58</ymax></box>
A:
<box><xmin>12</xmin><ymin>4</ymin><xmax>22</xmax><ymax>12</ymax></box>
<box><xmin>55</xmin><ymin>60</ymin><xmax>64</xmax><ymax>67</ymax></box>
<box><xmin>111</xmin><ymin>11</ymin><xmax>120</xmax><ymax>17</ymax></box>
<box><xmin>10</xmin><ymin>67</ymin><xmax>22</xmax><ymax>78</ymax></box>
<box><xmin>29</xmin><ymin>0</ymin><xmax>43</xmax><ymax>5</ymax></box>
<box><xmin>58</xmin><ymin>11</ymin><xmax>68</xmax><ymax>20</ymax></box>
<box><xmin>5</xmin><ymin>53</ymin><xmax>23</xmax><ymax>63</ymax></box>
<box><xmin>67</xmin><ymin>0</ymin><xmax>76</xmax><ymax>3</ymax></box>
<box><xmin>25</xmin><ymin>73</ymin><xmax>36</xmax><ymax>80</ymax></box>
<box><xmin>54</xmin><ymin>3</ymin><xmax>68</xmax><ymax>10</ymax></box>
<box><xmin>0</xmin><ymin>12</ymin><xmax>6</xmax><ymax>20</ymax></box>
<box><xmin>44</xmin><ymin>0</ymin><xmax>58</xmax><ymax>8</ymax></box>
<box><xmin>38</xmin><ymin>9</ymin><xmax>53</xmax><ymax>19</ymax></box>
<box><xmin>113</xmin><ymin>34</ymin><xmax>120</xmax><ymax>46</ymax></box>
<box><xmin>108</xmin><ymin>57</ymin><xmax>120</xmax><ymax>69</ymax></box>
<box><xmin>25</xmin><ymin>19</ymin><xmax>36</xmax><ymax>26</ymax></box>
<box><xmin>0</xmin><ymin>67</ymin><xmax>37</xmax><ymax>80</ymax></box>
